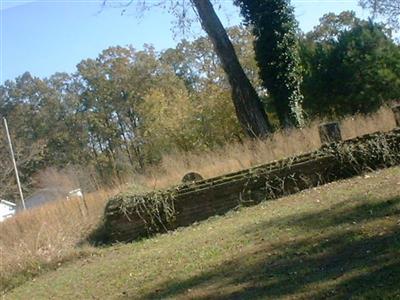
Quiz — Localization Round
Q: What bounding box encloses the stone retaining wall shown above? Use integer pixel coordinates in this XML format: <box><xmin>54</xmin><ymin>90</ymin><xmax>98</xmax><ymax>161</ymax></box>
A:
<box><xmin>100</xmin><ymin>128</ymin><xmax>400</xmax><ymax>243</ymax></box>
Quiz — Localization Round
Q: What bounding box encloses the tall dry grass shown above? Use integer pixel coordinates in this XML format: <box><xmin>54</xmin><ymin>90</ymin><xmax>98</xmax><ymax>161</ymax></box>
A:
<box><xmin>0</xmin><ymin>189</ymin><xmax>115</xmax><ymax>291</ymax></box>
<box><xmin>141</xmin><ymin>106</ymin><xmax>397</xmax><ymax>188</ymax></box>
<box><xmin>0</xmin><ymin>106</ymin><xmax>397</xmax><ymax>292</ymax></box>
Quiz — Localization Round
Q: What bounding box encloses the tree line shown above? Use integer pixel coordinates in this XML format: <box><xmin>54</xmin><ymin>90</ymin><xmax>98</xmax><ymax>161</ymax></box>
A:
<box><xmin>1</xmin><ymin>10</ymin><xmax>399</xmax><ymax>201</ymax></box>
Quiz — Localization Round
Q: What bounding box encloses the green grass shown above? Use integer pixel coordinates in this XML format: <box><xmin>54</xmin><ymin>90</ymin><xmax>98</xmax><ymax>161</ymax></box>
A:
<box><xmin>5</xmin><ymin>167</ymin><xmax>400</xmax><ymax>299</ymax></box>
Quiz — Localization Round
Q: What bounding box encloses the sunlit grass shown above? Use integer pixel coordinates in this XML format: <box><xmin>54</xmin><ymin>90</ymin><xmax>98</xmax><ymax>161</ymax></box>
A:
<box><xmin>0</xmin><ymin>106</ymin><xmax>397</xmax><ymax>294</ymax></box>
<box><xmin>5</xmin><ymin>167</ymin><xmax>400</xmax><ymax>299</ymax></box>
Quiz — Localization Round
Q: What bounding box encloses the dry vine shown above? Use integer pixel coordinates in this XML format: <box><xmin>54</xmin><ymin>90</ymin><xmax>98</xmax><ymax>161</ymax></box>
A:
<box><xmin>117</xmin><ymin>189</ymin><xmax>177</xmax><ymax>233</ymax></box>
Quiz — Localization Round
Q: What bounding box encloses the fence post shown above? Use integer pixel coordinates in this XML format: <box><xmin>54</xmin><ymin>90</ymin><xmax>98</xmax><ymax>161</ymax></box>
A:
<box><xmin>3</xmin><ymin>118</ymin><xmax>26</xmax><ymax>210</ymax></box>
<box><xmin>392</xmin><ymin>105</ymin><xmax>400</xmax><ymax>127</ymax></box>
<box><xmin>319</xmin><ymin>122</ymin><xmax>342</xmax><ymax>144</ymax></box>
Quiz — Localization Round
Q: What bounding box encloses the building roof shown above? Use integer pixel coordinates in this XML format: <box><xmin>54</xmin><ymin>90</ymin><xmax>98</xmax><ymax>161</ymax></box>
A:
<box><xmin>0</xmin><ymin>199</ymin><xmax>16</xmax><ymax>207</ymax></box>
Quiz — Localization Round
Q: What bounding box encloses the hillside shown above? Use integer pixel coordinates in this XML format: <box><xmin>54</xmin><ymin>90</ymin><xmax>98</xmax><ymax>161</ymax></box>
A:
<box><xmin>5</xmin><ymin>167</ymin><xmax>400</xmax><ymax>299</ymax></box>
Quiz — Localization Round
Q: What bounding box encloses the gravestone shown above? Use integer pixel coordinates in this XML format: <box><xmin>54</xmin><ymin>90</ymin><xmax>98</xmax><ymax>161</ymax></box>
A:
<box><xmin>182</xmin><ymin>172</ymin><xmax>203</xmax><ymax>183</ymax></box>
<box><xmin>319</xmin><ymin>122</ymin><xmax>342</xmax><ymax>144</ymax></box>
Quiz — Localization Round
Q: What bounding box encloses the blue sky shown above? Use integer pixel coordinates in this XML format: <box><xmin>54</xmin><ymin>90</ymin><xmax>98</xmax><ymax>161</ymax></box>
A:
<box><xmin>1</xmin><ymin>0</ymin><xmax>366</xmax><ymax>83</ymax></box>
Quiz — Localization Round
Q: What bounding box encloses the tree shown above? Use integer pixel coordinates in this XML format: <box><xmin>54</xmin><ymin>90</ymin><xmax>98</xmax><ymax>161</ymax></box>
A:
<box><xmin>2</xmin><ymin>22</ymin><xmax>275</xmax><ymax>191</ymax></box>
<box><xmin>76</xmin><ymin>46</ymin><xmax>162</xmax><ymax>174</ymax></box>
<box><xmin>359</xmin><ymin>0</ymin><xmax>400</xmax><ymax>28</ymax></box>
<box><xmin>0</xmin><ymin>126</ymin><xmax>45</xmax><ymax>202</ymax></box>
<box><xmin>160</xmin><ymin>26</ymin><xmax>261</xmax><ymax>93</ymax></box>
<box><xmin>0</xmin><ymin>74</ymin><xmax>52</xmax><ymax>201</ymax></box>
<box><xmin>105</xmin><ymin>0</ymin><xmax>273</xmax><ymax>138</ymax></box>
<box><xmin>138</xmin><ymin>75</ymin><xmax>197</xmax><ymax>160</ymax></box>
<box><xmin>160</xmin><ymin>26</ymin><xmax>255</xmax><ymax>147</ymax></box>
<box><xmin>190</xmin><ymin>0</ymin><xmax>272</xmax><ymax>137</ymax></box>
<box><xmin>305</xmin><ymin>11</ymin><xmax>361</xmax><ymax>42</ymax></box>
<box><xmin>301</xmin><ymin>17</ymin><xmax>400</xmax><ymax>117</ymax></box>
<box><xmin>235</xmin><ymin>0</ymin><xmax>305</xmax><ymax>128</ymax></box>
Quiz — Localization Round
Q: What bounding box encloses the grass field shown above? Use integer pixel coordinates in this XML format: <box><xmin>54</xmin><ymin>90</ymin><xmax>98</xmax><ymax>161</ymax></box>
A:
<box><xmin>2</xmin><ymin>106</ymin><xmax>397</xmax><ymax>293</ymax></box>
<box><xmin>4</xmin><ymin>167</ymin><xmax>400</xmax><ymax>299</ymax></box>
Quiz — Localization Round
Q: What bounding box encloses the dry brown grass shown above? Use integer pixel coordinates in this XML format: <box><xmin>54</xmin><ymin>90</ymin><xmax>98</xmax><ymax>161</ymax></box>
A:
<box><xmin>141</xmin><ymin>106</ymin><xmax>397</xmax><ymax>188</ymax></box>
<box><xmin>0</xmin><ymin>106</ymin><xmax>397</xmax><ymax>292</ymax></box>
<box><xmin>0</xmin><ymin>189</ymin><xmax>114</xmax><ymax>291</ymax></box>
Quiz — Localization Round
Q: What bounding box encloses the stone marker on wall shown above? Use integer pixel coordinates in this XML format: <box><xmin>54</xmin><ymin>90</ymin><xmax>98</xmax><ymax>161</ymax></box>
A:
<box><xmin>319</xmin><ymin>122</ymin><xmax>342</xmax><ymax>144</ymax></box>
<box><xmin>393</xmin><ymin>105</ymin><xmax>400</xmax><ymax>127</ymax></box>
<box><xmin>182</xmin><ymin>172</ymin><xmax>203</xmax><ymax>183</ymax></box>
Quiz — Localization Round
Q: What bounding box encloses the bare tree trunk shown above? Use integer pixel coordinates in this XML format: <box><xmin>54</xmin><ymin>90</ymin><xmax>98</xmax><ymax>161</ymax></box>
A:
<box><xmin>191</xmin><ymin>0</ymin><xmax>272</xmax><ymax>138</ymax></box>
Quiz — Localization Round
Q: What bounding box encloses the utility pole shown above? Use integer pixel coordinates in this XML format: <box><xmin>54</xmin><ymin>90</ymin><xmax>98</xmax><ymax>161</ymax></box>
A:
<box><xmin>3</xmin><ymin>118</ymin><xmax>26</xmax><ymax>210</ymax></box>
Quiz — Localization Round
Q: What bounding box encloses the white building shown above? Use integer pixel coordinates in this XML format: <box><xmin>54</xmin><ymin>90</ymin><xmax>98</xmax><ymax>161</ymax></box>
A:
<box><xmin>66</xmin><ymin>188</ymin><xmax>83</xmax><ymax>200</ymax></box>
<box><xmin>0</xmin><ymin>199</ymin><xmax>16</xmax><ymax>222</ymax></box>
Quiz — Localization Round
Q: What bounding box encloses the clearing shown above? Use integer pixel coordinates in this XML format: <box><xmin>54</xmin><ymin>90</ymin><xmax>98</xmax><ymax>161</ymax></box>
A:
<box><xmin>5</xmin><ymin>167</ymin><xmax>400</xmax><ymax>299</ymax></box>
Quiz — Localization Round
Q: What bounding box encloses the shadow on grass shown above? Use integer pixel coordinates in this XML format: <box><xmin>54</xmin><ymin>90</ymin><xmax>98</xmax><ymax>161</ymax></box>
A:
<box><xmin>257</xmin><ymin>195</ymin><xmax>400</xmax><ymax>231</ymax></box>
<box><xmin>139</xmin><ymin>196</ymin><xmax>400</xmax><ymax>300</ymax></box>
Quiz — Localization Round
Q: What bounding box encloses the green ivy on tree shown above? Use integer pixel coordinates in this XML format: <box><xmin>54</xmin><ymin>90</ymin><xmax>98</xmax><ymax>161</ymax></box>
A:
<box><xmin>235</xmin><ymin>0</ymin><xmax>305</xmax><ymax>128</ymax></box>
